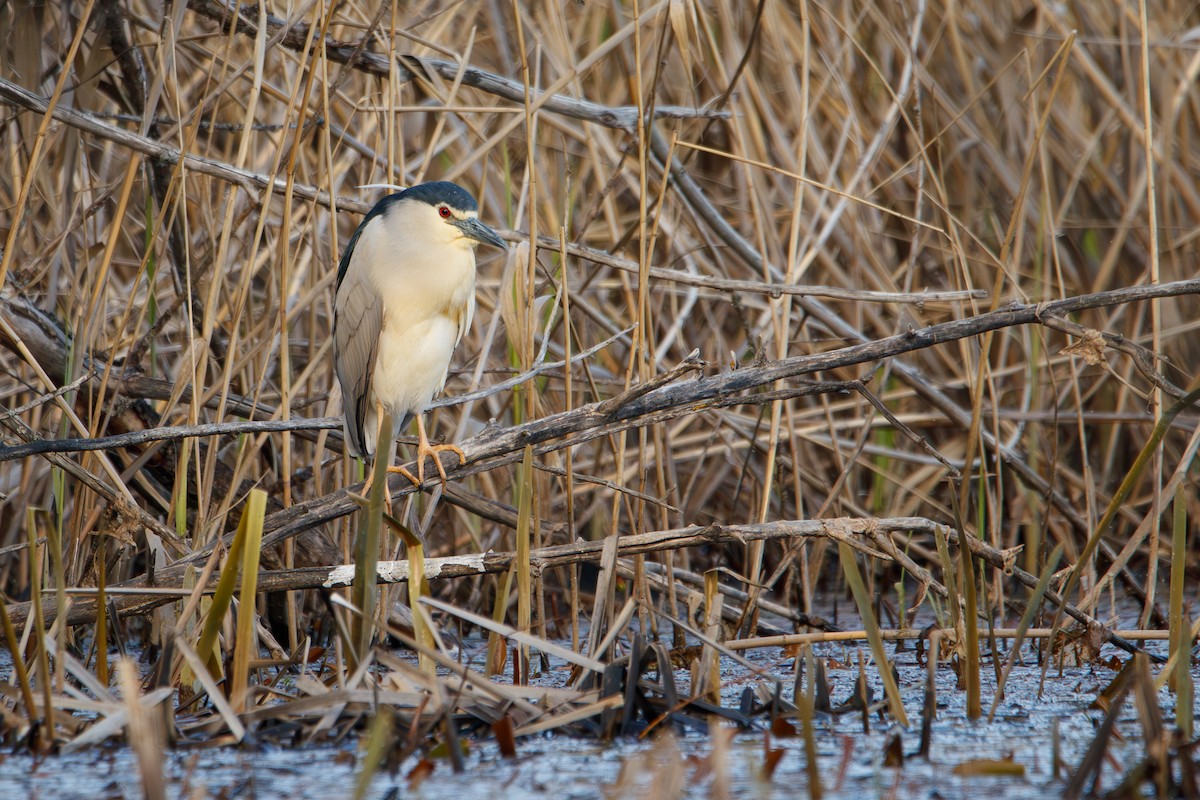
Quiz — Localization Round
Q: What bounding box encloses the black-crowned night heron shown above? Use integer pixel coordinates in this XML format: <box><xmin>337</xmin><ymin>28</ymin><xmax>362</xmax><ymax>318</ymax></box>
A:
<box><xmin>334</xmin><ymin>181</ymin><xmax>506</xmax><ymax>487</ymax></box>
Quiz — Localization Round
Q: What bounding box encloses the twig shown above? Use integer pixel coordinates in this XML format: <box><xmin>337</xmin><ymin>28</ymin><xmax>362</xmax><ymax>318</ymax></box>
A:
<box><xmin>187</xmin><ymin>0</ymin><xmax>727</xmax><ymax>128</ymax></box>
<box><xmin>531</xmin><ymin>462</ymin><xmax>680</xmax><ymax>515</ymax></box>
<box><xmin>0</xmin><ymin>417</ymin><xmax>342</xmax><ymax>462</ymax></box>
<box><xmin>1039</xmin><ymin>312</ymin><xmax>1186</xmax><ymax>399</ymax></box>
<box><xmin>727</xmin><ymin>627</ymin><xmax>1176</xmax><ymax>651</ymax></box>
<box><xmin>850</xmin><ymin>379</ymin><xmax>960</xmax><ymax>477</ymax></box>
<box><xmin>595</xmin><ymin>349</ymin><xmax>705</xmax><ymax>415</ymax></box>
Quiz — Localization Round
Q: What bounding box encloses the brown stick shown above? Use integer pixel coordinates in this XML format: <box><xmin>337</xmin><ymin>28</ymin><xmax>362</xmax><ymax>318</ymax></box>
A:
<box><xmin>22</xmin><ymin>517</ymin><xmax>929</xmax><ymax>628</ymax></box>
<box><xmin>6</xmin><ymin>516</ymin><xmax>1156</xmax><ymax>659</ymax></box>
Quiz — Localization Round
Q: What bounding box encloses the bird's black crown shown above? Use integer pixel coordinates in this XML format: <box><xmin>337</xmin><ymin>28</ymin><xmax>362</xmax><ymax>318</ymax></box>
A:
<box><xmin>398</xmin><ymin>181</ymin><xmax>479</xmax><ymax>213</ymax></box>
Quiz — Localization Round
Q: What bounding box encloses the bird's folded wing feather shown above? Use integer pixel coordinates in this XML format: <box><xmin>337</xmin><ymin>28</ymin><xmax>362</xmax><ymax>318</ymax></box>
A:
<box><xmin>335</xmin><ymin>270</ymin><xmax>383</xmax><ymax>457</ymax></box>
<box><xmin>454</xmin><ymin>287</ymin><xmax>476</xmax><ymax>348</ymax></box>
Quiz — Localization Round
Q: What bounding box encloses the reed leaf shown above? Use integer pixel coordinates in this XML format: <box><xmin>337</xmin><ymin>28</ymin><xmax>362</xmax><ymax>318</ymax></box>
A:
<box><xmin>194</xmin><ymin>493</ymin><xmax>252</xmax><ymax>681</ymax></box>
<box><xmin>837</xmin><ymin>542</ymin><xmax>908</xmax><ymax>726</ymax></box>
<box><xmin>230</xmin><ymin>489</ymin><xmax>266</xmax><ymax>712</ymax></box>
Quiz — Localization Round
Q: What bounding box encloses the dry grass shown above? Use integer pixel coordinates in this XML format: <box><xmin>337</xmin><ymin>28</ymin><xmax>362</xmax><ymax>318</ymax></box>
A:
<box><xmin>0</xmin><ymin>0</ymin><xmax>1197</xmax><ymax>779</ymax></box>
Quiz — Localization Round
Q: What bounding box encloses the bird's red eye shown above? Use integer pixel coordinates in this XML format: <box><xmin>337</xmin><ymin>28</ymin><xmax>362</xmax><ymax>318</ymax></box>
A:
<box><xmin>438</xmin><ymin>206</ymin><xmax>452</xmax><ymax>218</ymax></box>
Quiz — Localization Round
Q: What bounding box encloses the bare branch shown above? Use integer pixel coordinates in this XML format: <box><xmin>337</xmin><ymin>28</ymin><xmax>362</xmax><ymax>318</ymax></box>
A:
<box><xmin>187</xmin><ymin>0</ymin><xmax>727</xmax><ymax>129</ymax></box>
<box><xmin>12</xmin><ymin>516</ymin><xmax>1153</xmax><ymax>660</ymax></box>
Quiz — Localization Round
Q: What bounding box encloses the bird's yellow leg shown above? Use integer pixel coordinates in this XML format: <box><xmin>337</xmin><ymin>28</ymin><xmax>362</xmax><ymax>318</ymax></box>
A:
<box><xmin>362</xmin><ymin>456</ymin><xmax>396</xmax><ymax>513</ymax></box>
<box><xmin>388</xmin><ymin>415</ymin><xmax>465</xmax><ymax>486</ymax></box>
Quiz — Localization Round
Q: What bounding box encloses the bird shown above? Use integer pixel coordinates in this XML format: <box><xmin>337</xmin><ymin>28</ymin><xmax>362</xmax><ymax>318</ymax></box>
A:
<box><xmin>334</xmin><ymin>181</ymin><xmax>506</xmax><ymax>489</ymax></box>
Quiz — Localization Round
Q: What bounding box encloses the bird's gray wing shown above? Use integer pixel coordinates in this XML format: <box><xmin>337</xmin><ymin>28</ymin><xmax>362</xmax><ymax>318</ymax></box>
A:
<box><xmin>334</xmin><ymin>263</ymin><xmax>382</xmax><ymax>458</ymax></box>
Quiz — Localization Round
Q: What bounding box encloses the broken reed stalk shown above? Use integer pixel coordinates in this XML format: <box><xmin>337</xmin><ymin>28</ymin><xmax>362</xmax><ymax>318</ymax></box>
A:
<box><xmin>28</xmin><ymin>514</ymin><xmax>52</xmax><ymax>751</ymax></box>
<box><xmin>796</xmin><ymin>649</ymin><xmax>823</xmax><ymax>800</ymax></box>
<box><xmin>1174</xmin><ymin>609</ymin><xmax>1194</xmax><ymax>739</ymax></box>
<box><xmin>919</xmin><ymin>629</ymin><xmax>940</xmax><ymax>758</ymax></box>
<box><xmin>1155</xmin><ymin>615</ymin><xmax>1200</xmax><ymax>695</ymax></box>
<box><xmin>119</xmin><ymin>658</ymin><xmax>166</xmax><ymax>800</ymax></box>
<box><xmin>0</xmin><ymin>591</ymin><xmax>37</xmax><ymax>737</ymax></box>
<box><xmin>949</xmin><ymin>484</ymin><xmax>981</xmax><ymax>720</ymax></box>
<box><xmin>1168</xmin><ymin>484</ymin><xmax>1185</xmax><ymax>693</ymax></box>
<box><xmin>837</xmin><ymin>542</ymin><xmax>908</xmax><ymax>726</ymax></box>
<box><xmin>959</xmin><ymin>525</ymin><xmax>981</xmax><ymax>720</ymax></box>
<box><xmin>48</xmin><ymin>471</ymin><xmax>67</xmax><ymax>695</ymax></box>
<box><xmin>701</xmin><ymin>570</ymin><xmax>722</xmax><ymax>705</ymax></box>
<box><xmin>580</xmin><ymin>534</ymin><xmax>621</xmax><ymax>669</ymax></box>
<box><xmin>94</xmin><ymin>536</ymin><xmax>109</xmax><ymax>686</ymax></box>
<box><xmin>485</xmin><ymin>567</ymin><xmax>514</xmax><ymax>676</ymax></box>
<box><xmin>933</xmin><ymin>525</ymin><xmax>963</xmax><ymax>646</ymax></box>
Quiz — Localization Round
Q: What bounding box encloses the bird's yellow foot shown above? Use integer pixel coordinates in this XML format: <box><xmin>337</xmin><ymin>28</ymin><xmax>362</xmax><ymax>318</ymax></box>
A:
<box><xmin>392</xmin><ymin>415</ymin><xmax>466</xmax><ymax>486</ymax></box>
<box><xmin>389</xmin><ymin>442</ymin><xmax>465</xmax><ymax>486</ymax></box>
<box><xmin>387</xmin><ymin>463</ymin><xmax>421</xmax><ymax>487</ymax></box>
<box><xmin>424</xmin><ymin>442</ymin><xmax>466</xmax><ymax>484</ymax></box>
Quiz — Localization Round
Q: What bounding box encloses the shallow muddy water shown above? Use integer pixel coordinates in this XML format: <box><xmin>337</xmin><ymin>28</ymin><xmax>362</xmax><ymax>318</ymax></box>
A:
<box><xmin>0</xmin><ymin>630</ymin><xmax>1191</xmax><ymax>800</ymax></box>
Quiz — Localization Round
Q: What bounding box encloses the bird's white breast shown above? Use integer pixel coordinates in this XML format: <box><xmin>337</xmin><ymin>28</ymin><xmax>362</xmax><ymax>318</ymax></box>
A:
<box><xmin>355</xmin><ymin>210</ymin><xmax>477</xmax><ymax>422</ymax></box>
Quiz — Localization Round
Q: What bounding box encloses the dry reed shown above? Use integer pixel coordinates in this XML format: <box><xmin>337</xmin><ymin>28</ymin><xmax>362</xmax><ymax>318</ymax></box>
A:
<box><xmin>0</xmin><ymin>0</ymin><xmax>1196</xmax><ymax>792</ymax></box>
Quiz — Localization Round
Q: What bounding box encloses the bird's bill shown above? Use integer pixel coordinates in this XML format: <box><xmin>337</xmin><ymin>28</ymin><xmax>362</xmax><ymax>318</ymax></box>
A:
<box><xmin>454</xmin><ymin>217</ymin><xmax>507</xmax><ymax>250</ymax></box>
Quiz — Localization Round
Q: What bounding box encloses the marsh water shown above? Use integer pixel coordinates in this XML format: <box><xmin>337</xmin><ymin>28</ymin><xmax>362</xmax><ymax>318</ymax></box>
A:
<box><xmin>0</xmin><ymin>628</ymin><xmax>1190</xmax><ymax>800</ymax></box>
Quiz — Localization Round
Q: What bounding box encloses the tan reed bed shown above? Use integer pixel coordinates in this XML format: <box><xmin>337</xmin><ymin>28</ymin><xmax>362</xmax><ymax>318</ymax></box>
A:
<box><xmin>0</xmin><ymin>1</ymin><xmax>1196</xmax><ymax>795</ymax></box>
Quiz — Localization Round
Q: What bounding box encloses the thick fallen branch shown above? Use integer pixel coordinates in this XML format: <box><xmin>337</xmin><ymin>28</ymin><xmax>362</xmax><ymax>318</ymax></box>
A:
<box><xmin>25</xmin><ymin>518</ymin><xmax>938</xmax><ymax>630</ymax></box>
<box><xmin>247</xmin><ymin>277</ymin><xmax>1199</xmax><ymax>546</ymax></box>
<box><xmin>0</xmin><ymin>280</ymin><xmax>1194</xmax><ymax>578</ymax></box>
<box><xmin>12</xmin><ymin>516</ymin><xmax>1153</xmax><ymax>659</ymax></box>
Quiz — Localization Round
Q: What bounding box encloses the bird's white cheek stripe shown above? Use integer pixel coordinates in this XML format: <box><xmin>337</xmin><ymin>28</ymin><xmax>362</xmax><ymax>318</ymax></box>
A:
<box><xmin>322</xmin><ymin>553</ymin><xmax>489</xmax><ymax>587</ymax></box>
